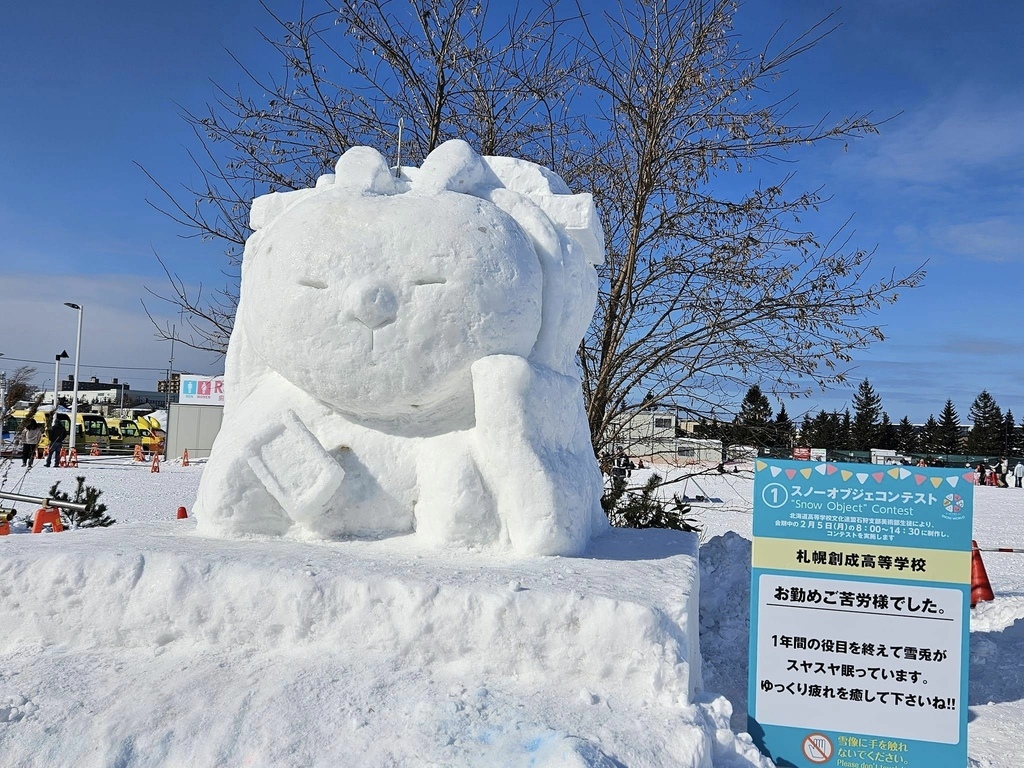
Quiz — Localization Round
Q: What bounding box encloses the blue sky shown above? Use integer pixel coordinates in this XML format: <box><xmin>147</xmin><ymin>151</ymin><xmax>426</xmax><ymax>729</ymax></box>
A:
<box><xmin>1</xmin><ymin>1</ymin><xmax>1020</xmax><ymax>423</ymax></box>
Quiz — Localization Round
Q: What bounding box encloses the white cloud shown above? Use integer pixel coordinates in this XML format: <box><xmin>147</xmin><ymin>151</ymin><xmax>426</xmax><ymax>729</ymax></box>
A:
<box><xmin>861</xmin><ymin>91</ymin><xmax>1024</xmax><ymax>185</ymax></box>
<box><xmin>941</xmin><ymin>217</ymin><xmax>1024</xmax><ymax>263</ymax></box>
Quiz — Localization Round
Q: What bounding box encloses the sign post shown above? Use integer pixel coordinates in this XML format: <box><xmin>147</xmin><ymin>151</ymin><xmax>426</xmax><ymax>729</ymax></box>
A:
<box><xmin>749</xmin><ymin>459</ymin><xmax>973</xmax><ymax>767</ymax></box>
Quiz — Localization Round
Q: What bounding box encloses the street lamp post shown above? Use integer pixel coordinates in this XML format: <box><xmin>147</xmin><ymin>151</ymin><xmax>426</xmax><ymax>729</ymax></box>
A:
<box><xmin>53</xmin><ymin>350</ymin><xmax>69</xmax><ymax>415</ymax></box>
<box><xmin>64</xmin><ymin>303</ymin><xmax>83</xmax><ymax>453</ymax></box>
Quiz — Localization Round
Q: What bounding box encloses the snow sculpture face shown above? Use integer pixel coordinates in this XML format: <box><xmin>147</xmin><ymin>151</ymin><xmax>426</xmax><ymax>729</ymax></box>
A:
<box><xmin>242</xmin><ymin>190</ymin><xmax>543</xmax><ymax>425</ymax></box>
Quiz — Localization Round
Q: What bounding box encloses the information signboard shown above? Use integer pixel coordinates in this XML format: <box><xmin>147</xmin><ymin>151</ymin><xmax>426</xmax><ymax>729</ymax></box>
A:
<box><xmin>748</xmin><ymin>458</ymin><xmax>973</xmax><ymax>767</ymax></box>
<box><xmin>179</xmin><ymin>375</ymin><xmax>225</xmax><ymax>406</ymax></box>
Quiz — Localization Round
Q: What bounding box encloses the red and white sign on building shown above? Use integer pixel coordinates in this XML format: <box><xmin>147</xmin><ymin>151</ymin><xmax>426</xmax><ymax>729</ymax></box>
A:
<box><xmin>179</xmin><ymin>375</ymin><xmax>225</xmax><ymax>406</ymax></box>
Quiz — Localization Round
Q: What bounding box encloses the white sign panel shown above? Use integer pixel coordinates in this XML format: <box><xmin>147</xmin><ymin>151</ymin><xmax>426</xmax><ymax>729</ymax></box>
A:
<box><xmin>755</xmin><ymin>572</ymin><xmax>963</xmax><ymax>744</ymax></box>
<box><xmin>179</xmin><ymin>375</ymin><xmax>225</xmax><ymax>406</ymax></box>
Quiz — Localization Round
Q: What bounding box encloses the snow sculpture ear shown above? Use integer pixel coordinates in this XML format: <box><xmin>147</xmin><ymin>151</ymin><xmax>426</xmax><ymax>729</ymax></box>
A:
<box><xmin>414</xmin><ymin>139</ymin><xmax>498</xmax><ymax>195</ymax></box>
<box><xmin>482</xmin><ymin>156</ymin><xmax>604</xmax><ymax>267</ymax></box>
<box><xmin>488</xmin><ymin>189</ymin><xmax>567</xmax><ymax>373</ymax></box>
<box><xmin>333</xmin><ymin>146</ymin><xmax>401</xmax><ymax>195</ymax></box>
<box><xmin>249</xmin><ymin>188</ymin><xmax>319</xmax><ymax>232</ymax></box>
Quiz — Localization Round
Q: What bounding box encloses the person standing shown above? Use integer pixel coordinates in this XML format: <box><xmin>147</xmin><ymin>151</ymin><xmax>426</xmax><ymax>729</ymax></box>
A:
<box><xmin>17</xmin><ymin>419</ymin><xmax>43</xmax><ymax>468</ymax></box>
<box><xmin>45</xmin><ymin>417</ymin><xmax>68</xmax><ymax>468</ymax></box>
<box><xmin>1014</xmin><ymin>461</ymin><xmax>1024</xmax><ymax>489</ymax></box>
<box><xmin>997</xmin><ymin>458</ymin><xmax>1009</xmax><ymax>488</ymax></box>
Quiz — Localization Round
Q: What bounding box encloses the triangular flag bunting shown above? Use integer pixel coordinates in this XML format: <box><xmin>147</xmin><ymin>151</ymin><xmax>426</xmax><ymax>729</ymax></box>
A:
<box><xmin>785</xmin><ymin>469</ymin><xmax>797</xmax><ymax>479</ymax></box>
<box><xmin>962</xmin><ymin>472</ymin><xmax>975</xmax><ymax>484</ymax></box>
<box><xmin>899</xmin><ymin>468</ymin><xmax>912</xmax><ymax>480</ymax></box>
<box><xmin>756</xmin><ymin>460</ymin><xmax>768</xmax><ymax>471</ymax></box>
<box><xmin>841</xmin><ymin>470</ymin><xmax>853</xmax><ymax>481</ymax></box>
<box><xmin>856</xmin><ymin>473</ymin><xmax>869</xmax><ymax>484</ymax></box>
<box><xmin>826</xmin><ymin>464</ymin><xmax>838</xmax><ymax>475</ymax></box>
<box><xmin>930</xmin><ymin>477</ymin><xmax>943</xmax><ymax>488</ymax></box>
<box><xmin>800</xmin><ymin>468</ymin><xmax>813</xmax><ymax>479</ymax></box>
<box><xmin>946</xmin><ymin>476</ymin><xmax>959</xmax><ymax>488</ymax></box>
<box><xmin>814</xmin><ymin>464</ymin><xmax>828</xmax><ymax>475</ymax></box>
<box><xmin>887</xmin><ymin>468</ymin><xmax>901</xmax><ymax>480</ymax></box>
<box><xmin>770</xmin><ymin>466</ymin><xmax>782</xmax><ymax>477</ymax></box>
<box><xmin>914</xmin><ymin>475</ymin><xmax>927</xmax><ymax>485</ymax></box>
<box><xmin>872</xmin><ymin>472</ymin><xmax>885</xmax><ymax>483</ymax></box>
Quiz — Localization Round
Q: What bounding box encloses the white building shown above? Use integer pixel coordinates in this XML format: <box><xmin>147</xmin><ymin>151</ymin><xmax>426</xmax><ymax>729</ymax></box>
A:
<box><xmin>610</xmin><ymin>411</ymin><xmax>722</xmax><ymax>465</ymax></box>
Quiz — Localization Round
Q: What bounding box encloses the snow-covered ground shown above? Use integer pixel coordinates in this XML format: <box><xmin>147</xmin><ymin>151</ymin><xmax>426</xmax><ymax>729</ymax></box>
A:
<box><xmin>1</xmin><ymin>458</ymin><xmax>1021</xmax><ymax>766</ymax></box>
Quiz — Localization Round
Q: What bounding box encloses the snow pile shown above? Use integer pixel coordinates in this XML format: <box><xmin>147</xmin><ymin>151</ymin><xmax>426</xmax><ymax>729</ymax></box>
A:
<box><xmin>0</xmin><ymin>489</ymin><xmax>770</xmax><ymax>767</ymax></box>
<box><xmin>699</xmin><ymin>532</ymin><xmax>754</xmax><ymax>731</ymax></box>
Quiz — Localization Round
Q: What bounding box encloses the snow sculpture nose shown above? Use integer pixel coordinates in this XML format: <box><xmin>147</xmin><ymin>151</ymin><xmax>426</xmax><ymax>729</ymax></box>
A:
<box><xmin>344</xmin><ymin>280</ymin><xmax>398</xmax><ymax>330</ymax></box>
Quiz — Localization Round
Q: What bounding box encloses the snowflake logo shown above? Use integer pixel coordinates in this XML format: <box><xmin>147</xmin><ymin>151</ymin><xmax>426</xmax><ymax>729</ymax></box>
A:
<box><xmin>943</xmin><ymin>493</ymin><xmax>964</xmax><ymax>515</ymax></box>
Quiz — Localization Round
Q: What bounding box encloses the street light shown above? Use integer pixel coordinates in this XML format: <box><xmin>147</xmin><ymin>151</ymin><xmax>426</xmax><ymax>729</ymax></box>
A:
<box><xmin>53</xmin><ymin>350</ymin><xmax>69</xmax><ymax>414</ymax></box>
<box><xmin>64</xmin><ymin>303</ymin><xmax>83</xmax><ymax>453</ymax></box>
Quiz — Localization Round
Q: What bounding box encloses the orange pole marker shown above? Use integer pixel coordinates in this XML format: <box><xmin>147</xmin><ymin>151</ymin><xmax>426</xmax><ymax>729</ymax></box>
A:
<box><xmin>181</xmin><ymin>449</ymin><xmax>190</xmax><ymax>467</ymax></box>
<box><xmin>31</xmin><ymin>507</ymin><xmax>64</xmax><ymax>533</ymax></box>
<box><xmin>151</xmin><ymin>453</ymin><xmax>161</xmax><ymax>473</ymax></box>
<box><xmin>971</xmin><ymin>540</ymin><xmax>995</xmax><ymax>608</ymax></box>
<box><xmin>0</xmin><ymin>519</ymin><xmax>10</xmax><ymax>536</ymax></box>
<box><xmin>177</xmin><ymin>506</ymin><xmax>188</xmax><ymax>519</ymax></box>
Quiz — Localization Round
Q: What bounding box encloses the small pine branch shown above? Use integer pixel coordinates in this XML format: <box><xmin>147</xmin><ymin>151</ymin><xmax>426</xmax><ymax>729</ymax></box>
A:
<box><xmin>47</xmin><ymin>476</ymin><xmax>116</xmax><ymax>528</ymax></box>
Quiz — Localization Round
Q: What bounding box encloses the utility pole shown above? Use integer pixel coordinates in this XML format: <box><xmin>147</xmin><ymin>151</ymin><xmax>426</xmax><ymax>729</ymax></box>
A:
<box><xmin>165</xmin><ymin>325</ymin><xmax>175</xmax><ymax>412</ymax></box>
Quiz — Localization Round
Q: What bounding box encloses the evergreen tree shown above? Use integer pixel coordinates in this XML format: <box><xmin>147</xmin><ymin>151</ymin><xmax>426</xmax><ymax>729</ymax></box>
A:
<box><xmin>772</xmin><ymin>404</ymin><xmax>796</xmax><ymax>451</ymax></box>
<box><xmin>839</xmin><ymin>410</ymin><xmax>853</xmax><ymax>450</ymax></box>
<box><xmin>966</xmin><ymin>391</ymin><xmax>1003</xmax><ymax>455</ymax></box>
<box><xmin>936</xmin><ymin>400</ymin><xmax>963</xmax><ymax>455</ymax></box>
<box><xmin>47</xmin><ymin>476</ymin><xmax>115</xmax><ymax>528</ymax></box>
<box><xmin>1002</xmin><ymin>410</ymin><xmax>1017</xmax><ymax>456</ymax></box>
<box><xmin>850</xmin><ymin>379</ymin><xmax>882</xmax><ymax>450</ymax></box>
<box><xmin>733</xmin><ymin>385</ymin><xmax>773</xmax><ymax>447</ymax></box>
<box><xmin>877</xmin><ymin>413</ymin><xmax>898</xmax><ymax>450</ymax></box>
<box><xmin>919</xmin><ymin>415</ymin><xmax>940</xmax><ymax>455</ymax></box>
<box><xmin>896</xmin><ymin>417</ymin><xmax>919</xmax><ymax>454</ymax></box>
<box><xmin>798</xmin><ymin>412</ymin><xmax>815</xmax><ymax>449</ymax></box>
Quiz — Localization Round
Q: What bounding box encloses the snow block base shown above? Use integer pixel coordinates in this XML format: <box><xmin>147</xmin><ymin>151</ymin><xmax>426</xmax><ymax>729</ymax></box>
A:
<box><xmin>0</xmin><ymin>524</ymin><xmax>764</xmax><ymax>767</ymax></box>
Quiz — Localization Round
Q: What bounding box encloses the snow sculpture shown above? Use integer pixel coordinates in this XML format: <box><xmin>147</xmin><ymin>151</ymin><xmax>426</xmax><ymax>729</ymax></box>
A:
<box><xmin>194</xmin><ymin>140</ymin><xmax>607</xmax><ymax>556</ymax></box>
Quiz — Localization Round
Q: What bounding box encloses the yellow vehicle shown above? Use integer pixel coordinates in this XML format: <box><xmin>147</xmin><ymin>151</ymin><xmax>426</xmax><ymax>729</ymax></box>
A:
<box><xmin>10</xmin><ymin>410</ymin><xmax>111</xmax><ymax>455</ymax></box>
<box><xmin>106</xmin><ymin>417</ymin><xmax>143</xmax><ymax>452</ymax></box>
<box><xmin>136</xmin><ymin>415</ymin><xmax>166</xmax><ymax>454</ymax></box>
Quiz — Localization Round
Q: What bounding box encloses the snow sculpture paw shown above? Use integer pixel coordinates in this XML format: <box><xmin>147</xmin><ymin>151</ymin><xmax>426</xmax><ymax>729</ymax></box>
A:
<box><xmin>194</xmin><ymin>140</ymin><xmax>607</xmax><ymax>556</ymax></box>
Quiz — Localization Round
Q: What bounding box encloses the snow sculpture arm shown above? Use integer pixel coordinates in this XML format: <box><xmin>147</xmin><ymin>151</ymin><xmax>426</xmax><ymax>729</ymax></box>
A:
<box><xmin>469</xmin><ymin>354</ymin><xmax>604</xmax><ymax>557</ymax></box>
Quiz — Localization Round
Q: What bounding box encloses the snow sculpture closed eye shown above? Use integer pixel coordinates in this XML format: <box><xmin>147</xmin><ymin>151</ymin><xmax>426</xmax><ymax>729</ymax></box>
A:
<box><xmin>193</xmin><ymin>140</ymin><xmax>607</xmax><ymax>556</ymax></box>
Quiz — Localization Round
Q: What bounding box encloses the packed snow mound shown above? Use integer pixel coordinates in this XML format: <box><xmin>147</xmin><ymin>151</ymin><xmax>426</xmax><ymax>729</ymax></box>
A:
<box><xmin>0</xmin><ymin>522</ymin><xmax>770</xmax><ymax>767</ymax></box>
<box><xmin>195</xmin><ymin>140</ymin><xmax>607</xmax><ymax>555</ymax></box>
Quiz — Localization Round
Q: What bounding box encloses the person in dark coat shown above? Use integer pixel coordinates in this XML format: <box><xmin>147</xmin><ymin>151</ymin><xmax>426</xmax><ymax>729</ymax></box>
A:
<box><xmin>45</xmin><ymin>417</ymin><xmax>68</xmax><ymax>468</ymax></box>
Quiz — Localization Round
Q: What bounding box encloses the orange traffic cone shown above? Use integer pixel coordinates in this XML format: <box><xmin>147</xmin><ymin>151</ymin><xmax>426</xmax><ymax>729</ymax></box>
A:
<box><xmin>67</xmin><ymin>448</ymin><xmax>79</xmax><ymax>468</ymax></box>
<box><xmin>59</xmin><ymin>447</ymin><xmax>67</xmax><ymax>467</ymax></box>
<box><xmin>133</xmin><ymin>444</ymin><xmax>144</xmax><ymax>462</ymax></box>
<box><xmin>32</xmin><ymin>507</ymin><xmax>64</xmax><ymax>533</ymax></box>
<box><xmin>971</xmin><ymin>540</ymin><xmax>995</xmax><ymax>608</ymax></box>
<box><xmin>90</xmin><ymin>443</ymin><xmax>100</xmax><ymax>456</ymax></box>
<box><xmin>151</xmin><ymin>453</ymin><xmax>161</xmax><ymax>473</ymax></box>
<box><xmin>181</xmin><ymin>449</ymin><xmax>190</xmax><ymax>467</ymax></box>
<box><xmin>177</xmin><ymin>506</ymin><xmax>188</xmax><ymax>519</ymax></box>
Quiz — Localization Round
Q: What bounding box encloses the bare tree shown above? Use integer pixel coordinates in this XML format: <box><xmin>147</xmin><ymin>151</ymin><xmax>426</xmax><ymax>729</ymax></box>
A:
<box><xmin>141</xmin><ymin>0</ymin><xmax>575</xmax><ymax>353</ymax></box>
<box><xmin>145</xmin><ymin>0</ymin><xmax>924</xmax><ymax>454</ymax></box>
<box><xmin>565</xmin><ymin>1</ymin><xmax>924</xmax><ymax>452</ymax></box>
<box><xmin>2</xmin><ymin>366</ymin><xmax>38</xmax><ymax>415</ymax></box>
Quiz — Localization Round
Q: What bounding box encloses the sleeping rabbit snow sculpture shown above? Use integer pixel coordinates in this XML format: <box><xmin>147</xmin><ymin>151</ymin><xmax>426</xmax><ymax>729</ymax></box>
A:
<box><xmin>193</xmin><ymin>140</ymin><xmax>607</xmax><ymax>556</ymax></box>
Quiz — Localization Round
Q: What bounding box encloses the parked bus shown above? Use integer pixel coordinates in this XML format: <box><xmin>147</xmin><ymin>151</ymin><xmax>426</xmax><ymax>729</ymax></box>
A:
<box><xmin>106</xmin><ymin>417</ymin><xmax>144</xmax><ymax>452</ymax></box>
<box><xmin>8</xmin><ymin>410</ymin><xmax>110</xmax><ymax>455</ymax></box>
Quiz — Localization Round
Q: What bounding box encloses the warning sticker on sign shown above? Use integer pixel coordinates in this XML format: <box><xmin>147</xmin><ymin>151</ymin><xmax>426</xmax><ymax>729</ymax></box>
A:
<box><xmin>802</xmin><ymin>733</ymin><xmax>833</xmax><ymax>763</ymax></box>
